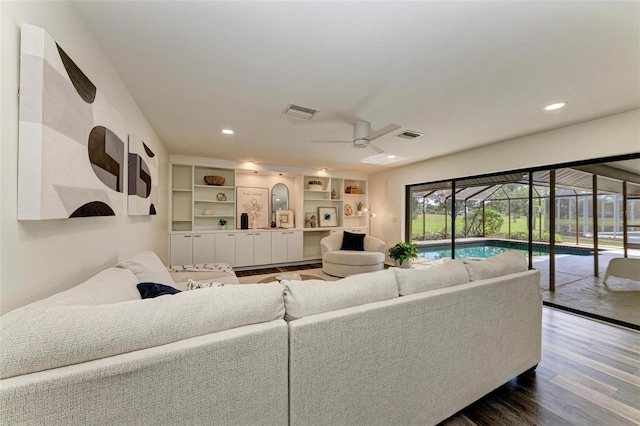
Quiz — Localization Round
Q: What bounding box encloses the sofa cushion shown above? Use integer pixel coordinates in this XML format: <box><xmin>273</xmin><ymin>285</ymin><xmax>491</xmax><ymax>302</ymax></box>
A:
<box><xmin>24</xmin><ymin>267</ymin><xmax>141</xmax><ymax>309</ymax></box>
<box><xmin>115</xmin><ymin>251</ymin><xmax>175</xmax><ymax>285</ymax></box>
<box><xmin>463</xmin><ymin>252</ymin><xmax>528</xmax><ymax>281</ymax></box>
<box><xmin>282</xmin><ymin>269</ymin><xmax>398</xmax><ymax>321</ymax></box>
<box><xmin>394</xmin><ymin>259</ymin><xmax>470</xmax><ymax>296</ymax></box>
<box><xmin>0</xmin><ymin>282</ymin><xmax>285</xmax><ymax>379</ymax></box>
<box><xmin>323</xmin><ymin>250</ymin><xmax>385</xmax><ymax>266</ymax></box>
<box><xmin>340</xmin><ymin>231</ymin><xmax>365</xmax><ymax>251</ymax></box>
<box><xmin>137</xmin><ymin>282</ymin><xmax>181</xmax><ymax>298</ymax></box>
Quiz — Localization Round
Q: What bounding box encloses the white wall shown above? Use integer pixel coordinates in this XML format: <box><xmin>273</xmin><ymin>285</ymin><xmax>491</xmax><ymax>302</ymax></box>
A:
<box><xmin>369</xmin><ymin>110</ymin><xmax>640</xmax><ymax>249</ymax></box>
<box><xmin>0</xmin><ymin>1</ymin><xmax>169</xmax><ymax>314</ymax></box>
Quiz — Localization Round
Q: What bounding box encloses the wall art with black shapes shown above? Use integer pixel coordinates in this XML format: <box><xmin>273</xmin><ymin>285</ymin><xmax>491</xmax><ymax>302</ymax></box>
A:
<box><xmin>17</xmin><ymin>24</ymin><xmax>126</xmax><ymax>219</ymax></box>
<box><xmin>128</xmin><ymin>135</ymin><xmax>158</xmax><ymax>215</ymax></box>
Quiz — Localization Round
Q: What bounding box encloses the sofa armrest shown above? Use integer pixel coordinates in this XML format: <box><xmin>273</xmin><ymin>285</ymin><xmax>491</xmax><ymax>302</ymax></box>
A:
<box><xmin>320</xmin><ymin>235</ymin><xmax>342</xmax><ymax>255</ymax></box>
<box><xmin>364</xmin><ymin>236</ymin><xmax>386</xmax><ymax>253</ymax></box>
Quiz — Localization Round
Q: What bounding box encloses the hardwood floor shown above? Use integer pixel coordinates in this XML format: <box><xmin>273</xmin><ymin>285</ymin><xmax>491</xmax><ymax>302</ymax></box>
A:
<box><xmin>440</xmin><ymin>307</ymin><xmax>640</xmax><ymax>425</ymax></box>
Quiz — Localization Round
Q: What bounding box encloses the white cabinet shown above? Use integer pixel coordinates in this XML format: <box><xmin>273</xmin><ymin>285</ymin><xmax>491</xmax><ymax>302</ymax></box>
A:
<box><xmin>287</xmin><ymin>230</ymin><xmax>303</xmax><ymax>262</ymax></box>
<box><xmin>192</xmin><ymin>234</ymin><xmax>215</xmax><ymax>264</ymax></box>
<box><xmin>272</xmin><ymin>230</ymin><xmax>303</xmax><ymax>263</ymax></box>
<box><xmin>170</xmin><ymin>234</ymin><xmax>193</xmax><ymax>265</ymax></box>
<box><xmin>170</xmin><ymin>233</ymin><xmax>215</xmax><ymax>265</ymax></box>
<box><xmin>254</xmin><ymin>232</ymin><xmax>272</xmax><ymax>265</ymax></box>
<box><xmin>236</xmin><ymin>232</ymin><xmax>272</xmax><ymax>267</ymax></box>
<box><xmin>215</xmin><ymin>232</ymin><xmax>236</xmax><ymax>267</ymax></box>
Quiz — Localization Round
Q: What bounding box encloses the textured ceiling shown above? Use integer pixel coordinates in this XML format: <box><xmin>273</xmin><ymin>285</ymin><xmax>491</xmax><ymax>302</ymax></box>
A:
<box><xmin>73</xmin><ymin>1</ymin><xmax>640</xmax><ymax>173</ymax></box>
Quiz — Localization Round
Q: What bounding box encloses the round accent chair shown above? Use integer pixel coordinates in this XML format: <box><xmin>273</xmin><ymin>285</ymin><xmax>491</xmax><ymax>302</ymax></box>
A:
<box><xmin>320</xmin><ymin>232</ymin><xmax>387</xmax><ymax>277</ymax></box>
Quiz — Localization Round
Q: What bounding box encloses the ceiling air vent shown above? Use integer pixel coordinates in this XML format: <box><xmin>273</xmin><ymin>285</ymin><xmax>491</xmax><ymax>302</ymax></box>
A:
<box><xmin>283</xmin><ymin>104</ymin><xmax>317</xmax><ymax>120</ymax></box>
<box><xmin>396</xmin><ymin>130</ymin><xmax>423</xmax><ymax>140</ymax></box>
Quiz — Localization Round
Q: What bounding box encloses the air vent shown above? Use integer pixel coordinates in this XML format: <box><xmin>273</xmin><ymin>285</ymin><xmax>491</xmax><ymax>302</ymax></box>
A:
<box><xmin>283</xmin><ymin>104</ymin><xmax>317</xmax><ymax>120</ymax></box>
<box><xmin>396</xmin><ymin>131</ymin><xmax>423</xmax><ymax>140</ymax></box>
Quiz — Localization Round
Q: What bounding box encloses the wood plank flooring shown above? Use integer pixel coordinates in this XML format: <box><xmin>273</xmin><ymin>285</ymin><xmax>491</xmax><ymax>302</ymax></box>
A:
<box><xmin>440</xmin><ymin>307</ymin><xmax>640</xmax><ymax>425</ymax></box>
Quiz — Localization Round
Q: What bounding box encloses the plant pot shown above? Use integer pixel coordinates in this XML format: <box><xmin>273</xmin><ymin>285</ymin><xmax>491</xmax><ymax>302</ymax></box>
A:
<box><xmin>308</xmin><ymin>184</ymin><xmax>322</xmax><ymax>191</ymax></box>
<box><xmin>356</xmin><ymin>211</ymin><xmax>363</xmax><ymax>216</ymax></box>
<box><xmin>394</xmin><ymin>259</ymin><xmax>412</xmax><ymax>269</ymax></box>
<box><xmin>220</xmin><ymin>225</ymin><xmax>226</xmax><ymax>230</ymax></box>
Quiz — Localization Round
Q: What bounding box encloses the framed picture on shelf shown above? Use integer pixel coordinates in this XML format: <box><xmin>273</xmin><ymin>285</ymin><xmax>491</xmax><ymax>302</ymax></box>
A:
<box><xmin>276</xmin><ymin>209</ymin><xmax>294</xmax><ymax>228</ymax></box>
<box><xmin>318</xmin><ymin>206</ymin><xmax>338</xmax><ymax>227</ymax></box>
<box><xmin>236</xmin><ymin>187</ymin><xmax>269</xmax><ymax>229</ymax></box>
<box><xmin>305</xmin><ymin>212</ymin><xmax>318</xmax><ymax>228</ymax></box>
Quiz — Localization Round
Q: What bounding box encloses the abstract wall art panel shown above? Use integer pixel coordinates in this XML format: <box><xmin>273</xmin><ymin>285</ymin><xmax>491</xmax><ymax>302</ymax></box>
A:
<box><xmin>18</xmin><ymin>24</ymin><xmax>126</xmax><ymax>219</ymax></box>
<box><xmin>128</xmin><ymin>135</ymin><xmax>158</xmax><ymax>215</ymax></box>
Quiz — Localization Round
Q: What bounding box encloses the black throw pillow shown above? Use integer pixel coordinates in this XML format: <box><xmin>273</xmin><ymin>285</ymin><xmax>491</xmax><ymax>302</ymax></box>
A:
<box><xmin>340</xmin><ymin>231</ymin><xmax>366</xmax><ymax>251</ymax></box>
<box><xmin>137</xmin><ymin>282</ymin><xmax>181</xmax><ymax>299</ymax></box>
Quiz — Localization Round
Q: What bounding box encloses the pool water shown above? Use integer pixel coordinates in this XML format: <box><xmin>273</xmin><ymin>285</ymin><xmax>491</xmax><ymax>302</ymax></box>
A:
<box><xmin>417</xmin><ymin>241</ymin><xmax>592</xmax><ymax>260</ymax></box>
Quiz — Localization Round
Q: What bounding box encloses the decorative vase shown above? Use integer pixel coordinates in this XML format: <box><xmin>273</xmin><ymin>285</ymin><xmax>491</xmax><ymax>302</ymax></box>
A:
<box><xmin>395</xmin><ymin>259</ymin><xmax>412</xmax><ymax>269</ymax></box>
<box><xmin>203</xmin><ymin>206</ymin><xmax>213</xmax><ymax>215</ymax></box>
<box><xmin>240</xmin><ymin>213</ymin><xmax>249</xmax><ymax>229</ymax></box>
<box><xmin>250</xmin><ymin>220</ymin><xmax>258</xmax><ymax>229</ymax></box>
<box><xmin>331</xmin><ymin>188</ymin><xmax>337</xmax><ymax>199</ymax></box>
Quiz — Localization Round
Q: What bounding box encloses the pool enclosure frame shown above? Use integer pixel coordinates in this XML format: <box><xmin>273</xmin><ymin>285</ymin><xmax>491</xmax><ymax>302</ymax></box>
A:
<box><xmin>405</xmin><ymin>153</ymin><xmax>640</xmax><ymax>291</ymax></box>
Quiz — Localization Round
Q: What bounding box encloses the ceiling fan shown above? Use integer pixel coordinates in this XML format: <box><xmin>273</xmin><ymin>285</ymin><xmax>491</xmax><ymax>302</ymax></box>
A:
<box><xmin>311</xmin><ymin>121</ymin><xmax>401</xmax><ymax>153</ymax></box>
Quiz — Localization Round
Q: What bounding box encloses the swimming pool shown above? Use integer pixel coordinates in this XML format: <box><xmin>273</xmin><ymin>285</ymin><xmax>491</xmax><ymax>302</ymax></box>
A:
<box><xmin>417</xmin><ymin>241</ymin><xmax>593</xmax><ymax>260</ymax></box>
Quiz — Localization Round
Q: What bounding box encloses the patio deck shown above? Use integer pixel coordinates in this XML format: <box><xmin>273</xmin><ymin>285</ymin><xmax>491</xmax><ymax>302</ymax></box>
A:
<box><xmin>413</xmin><ymin>239</ymin><xmax>640</xmax><ymax>329</ymax></box>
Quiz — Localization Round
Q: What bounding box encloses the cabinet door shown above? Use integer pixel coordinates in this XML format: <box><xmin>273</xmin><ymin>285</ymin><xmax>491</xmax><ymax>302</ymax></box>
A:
<box><xmin>287</xmin><ymin>231</ymin><xmax>303</xmax><ymax>262</ymax></box>
<box><xmin>235</xmin><ymin>232</ymin><xmax>254</xmax><ymax>267</ymax></box>
<box><xmin>253</xmin><ymin>232</ymin><xmax>272</xmax><ymax>266</ymax></box>
<box><xmin>170</xmin><ymin>234</ymin><xmax>193</xmax><ymax>265</ymax></box>
<box><xmin>192</xmin><ymin>234</ymin><xmax>215</xmax><ymax>264</ymax></box>
<box><xmin>271</xmin><ymin>231</ymin><xmax>288</xmax><ymax>264</ymax></box>
<box><xmin>215</xmin><ymin>233</ymin><xmax>236</xmax><ymax>267</ymax></box>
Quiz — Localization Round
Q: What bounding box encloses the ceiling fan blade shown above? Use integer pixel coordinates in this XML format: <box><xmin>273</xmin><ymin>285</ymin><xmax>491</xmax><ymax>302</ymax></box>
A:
<box><xmin>368</xmin><ymin>143</ymin><xmax>384</xmax><ymax>154</ymax></box>
<box><xmin>368</xmin><ymin>124</ymin><xmax>401</xmax><ymax>141</ymax></box>
<box><xmin>311</xmin><ymin>140</ymin><xmax>352</xmax><ymax>144</ymax></box>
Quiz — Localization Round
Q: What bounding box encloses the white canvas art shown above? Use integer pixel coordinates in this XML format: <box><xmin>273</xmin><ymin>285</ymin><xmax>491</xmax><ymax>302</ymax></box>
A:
<box><xmin>128</xmin><ymin>135</ymin><xmax>158</xmax><ymax>215</ymax></box>
<box><xmin>18</xmin><ymin>24</ymin><xmax>126</xmax><ymax>219</ymax></box>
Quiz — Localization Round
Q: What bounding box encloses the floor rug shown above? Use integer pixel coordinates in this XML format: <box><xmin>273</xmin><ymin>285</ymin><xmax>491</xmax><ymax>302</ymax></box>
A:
<box><xmin>237</xmin><ymin>267</ymin><xmax>338</xmax><ymax>284</ymax></box>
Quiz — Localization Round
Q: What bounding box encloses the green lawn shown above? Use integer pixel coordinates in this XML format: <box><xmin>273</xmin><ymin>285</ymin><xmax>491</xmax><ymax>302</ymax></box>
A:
<box><xmin>411</xmin><ymin>214</ymin><xmax>623</xmax><ymax>246</ymax></box>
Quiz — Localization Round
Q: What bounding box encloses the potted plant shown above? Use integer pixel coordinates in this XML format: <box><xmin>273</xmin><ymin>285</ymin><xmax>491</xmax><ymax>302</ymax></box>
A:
<box><xmin>388</xmin><ymin>241</ymin><xmax>419</xmax><ymax>268</ymax></box>
<box><xmin>308</xmin><ymin>180</ymin><xmax>323</xmax><ymax>191</ymax></box>
<box><xmin>219</xmin><ymin>218</ymin><xmax>227</xmax><ymax>230</ymax></box>
<box><xmin>356</xmin><ymin>201</ymin><xmax>363</xmax><ymax>216</ymax></box>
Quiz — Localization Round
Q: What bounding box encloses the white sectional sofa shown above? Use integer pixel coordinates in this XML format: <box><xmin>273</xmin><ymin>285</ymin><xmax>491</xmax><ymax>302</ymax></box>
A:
<box><xmin>0</xmin><ymin>251</ymin><xmax>541</xmax><ymax>425</ymax></box>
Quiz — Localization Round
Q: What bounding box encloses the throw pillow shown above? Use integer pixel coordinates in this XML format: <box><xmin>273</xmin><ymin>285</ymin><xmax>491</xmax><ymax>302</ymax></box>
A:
<box><xmin>340</xmin><ymin>231</ymin><xmax>365</xmax><ymax>251</ymax></box>
<box><xmin>187</xmin><ymin>279</ymin><xmax>227</xmax><ymax>290</ymax></box>
<box><xmin>137</xmin><ymin>282</ymin><xmax>181</xmax><ymax>299</ymax></box>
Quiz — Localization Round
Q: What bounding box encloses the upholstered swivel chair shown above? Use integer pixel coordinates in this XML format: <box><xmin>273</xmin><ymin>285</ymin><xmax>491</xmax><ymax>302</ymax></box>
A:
<box><xmin>320</xmin><ymin>232</ymin><xmax>386</xmax><ymax>277</ymax></box>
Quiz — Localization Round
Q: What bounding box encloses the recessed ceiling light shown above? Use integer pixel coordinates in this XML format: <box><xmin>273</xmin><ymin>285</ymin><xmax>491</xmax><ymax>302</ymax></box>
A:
<box><xmin>253</xmin><ymin>171</ymin><xmax>258</xmax><ymax>174</ymax></box>
<box><xmin>544</xmin><ymin>102</ymin><xmax>567</xmax><ymax>111</ymax></box>
<box><xmin>320</xmin><ymin>168</ymin><xmax>328</xmax><ymax>172</ymax></box>
<box><xmin>362</xmin><ymin>153</ymin><xmax>406</xmax><ymax>165</ymax></box>
<box><xmin>222</xmin><ymin>129</ymin><xmax>234</xmax><ymax>135</ymax></box>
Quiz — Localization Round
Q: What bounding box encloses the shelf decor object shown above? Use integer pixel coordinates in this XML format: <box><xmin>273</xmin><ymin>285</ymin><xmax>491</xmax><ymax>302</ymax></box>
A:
<box><xmin>308</xmin><ymin>180</ymin><xmax>323</xmax><ymax>191</ymax></box>
<box><xmin>305</xmin><ymin>212</ymin><xmax>318</xmax><ymax>228</ymax></box>
<box><xmin>236</xmin><ymin>187</ymin><xmax>269</xmax><ymax>229</ymax></box>
<box><xmin>318</xmin><ymin>206</ymin><xmax>338</xmax><ymax>227</ymax></box>
<box><xmin>204</xmin><ymin>175</ymin><xmax>225</xmax><ymax>186</ymax></box>
<box><xmin>276</xmin><ymin>209</ymin><xmax>294</xmax><ymax>228</ymax></box>
<box><xmin>18</xmin><ymin>24</ymin><xmax>127</xmax><ymax>219</ymax></box>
